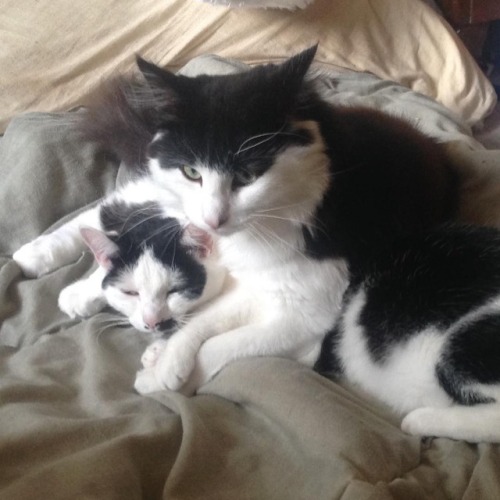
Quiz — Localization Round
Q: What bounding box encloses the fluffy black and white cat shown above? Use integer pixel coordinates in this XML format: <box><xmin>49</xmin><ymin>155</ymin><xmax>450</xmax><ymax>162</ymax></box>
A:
<box><xmin>315</xmin><ymin>224</ymin><xmax>500</xmax><ymax>443</ymax></box>
<box><xmin>14</xmin><ymin>47</ymin><xmax>457</xmax><ymax>402</ymax></box>
<box><xmin>57</xmin><ymin>199</ymin><xmax>226</xmax><ymax>334</ymax></box>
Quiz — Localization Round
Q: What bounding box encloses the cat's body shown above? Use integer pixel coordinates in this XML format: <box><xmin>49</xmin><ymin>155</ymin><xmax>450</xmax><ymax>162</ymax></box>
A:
<box><xmin>14</xmin><ymin>48</ymin><xmax>459</xmax><ymax>422</ymax></box>
<box><xmin>315</xmin><ymin>224</ymin><xmax>500</xmax><ymax>442</ymax></box>
<box><xmin>58</xmin><ymin>197</ymin><xmax>226</xmax><ymax>334</ymax></box>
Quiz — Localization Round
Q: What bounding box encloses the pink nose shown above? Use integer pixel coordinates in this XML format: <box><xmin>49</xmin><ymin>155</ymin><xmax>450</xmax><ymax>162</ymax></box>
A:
<box><xmin>143</xmin><ymin>315</ymin><xmax>161</xmax><ymax>331</ymax></box>
<box><xmin>203</xmin><ymin>213</ymin><xmax>229</xmax><ymax>230</ymax></box>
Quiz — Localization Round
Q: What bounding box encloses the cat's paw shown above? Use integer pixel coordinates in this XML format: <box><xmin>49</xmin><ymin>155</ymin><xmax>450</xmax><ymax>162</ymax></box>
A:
<box><xmin>13</xmin><ymin>236</ymin><xmax>60</xmax><ymax>278</ymax></box>
<box><xmin>140</xmin><ymin>339</ymin><xmax>168</xmax><ymax>369</ymax></box>
<box><xmin>134</xmin><ymin>368</ymin><xmax>164</xmax><ymax>395</ymax></box>
<box><xmin>155</xmin><ymin>336</ymin><xmax>199</xmax><ymax>391</ymax></box>
<box><xmin>401</xmin><ymin>408</ymin><xmax>439</xmax><ymax>437</ymax></box>
<box><xmin>58</xmin><ymin>281</ymin><xmax>106</xmax><ymax>318</ymax></box>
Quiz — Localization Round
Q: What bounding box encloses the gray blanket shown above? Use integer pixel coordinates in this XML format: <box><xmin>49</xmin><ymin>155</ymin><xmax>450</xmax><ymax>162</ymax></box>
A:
<box><xmin>2</xmin><ymin>61</ymin><xmax>500</xmax><ymax>499</ymax></box>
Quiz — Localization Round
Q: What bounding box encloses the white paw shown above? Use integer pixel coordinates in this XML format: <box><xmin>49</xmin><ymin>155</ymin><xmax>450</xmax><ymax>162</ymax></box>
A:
<box><xmin>13</xmin><ymin>236</ymin><xmax>59</xmax><ymax>278</ymax></box>
<box><xmin>140</xmin><ymin>339</ymin><xmax>168</xmax><ymax>369</ymax></box>
<box><xmin>155</xmin><ymin>337</ymin><xmax>199</xmax><ymax>391</ymax></box>
<box><xmin>58</xmin><ymin>281</ymin><xmax>106</xmax><ymax>318</ymax></box>
<box><xmin>401</xmin><ymin>408</ymin><xmax>439</xmax><ymax>437</ymax></box>
<box><xmin>134</xmin><ymin>368</ymin><xmax>164</xmax><ymax>395</ymax></box>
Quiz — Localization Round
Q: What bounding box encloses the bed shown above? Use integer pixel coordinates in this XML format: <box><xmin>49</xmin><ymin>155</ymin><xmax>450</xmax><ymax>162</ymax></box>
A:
<box><xmin>2</xmin><ymin>0</ymin><xmax>500</xmax><ymax>498</ymax></box>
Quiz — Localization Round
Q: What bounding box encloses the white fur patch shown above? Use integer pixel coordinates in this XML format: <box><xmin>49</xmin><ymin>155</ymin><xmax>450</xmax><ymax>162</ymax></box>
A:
<box><xmin>338</xmin><ymin>289</ymin><xmax>451</xmax><ymax>414</ymax></box>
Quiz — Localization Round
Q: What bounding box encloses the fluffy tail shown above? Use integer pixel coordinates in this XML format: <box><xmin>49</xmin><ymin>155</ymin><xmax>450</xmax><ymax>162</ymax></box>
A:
<box><xmin>75</xmin><ymin>70</ymin><xmax>171</xmax><ymax>171</ymax></box>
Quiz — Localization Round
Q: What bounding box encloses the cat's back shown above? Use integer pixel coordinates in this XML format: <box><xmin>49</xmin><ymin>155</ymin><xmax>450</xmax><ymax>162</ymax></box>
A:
<box><xmin>355</xmin><ymin>224</ymin><xmax>500</xmax><ymax>333</ymax></box>
<box><xmin>305</xmin><ymin>102</ymin><xmax>458</xmax><ymax>266</ymax></box>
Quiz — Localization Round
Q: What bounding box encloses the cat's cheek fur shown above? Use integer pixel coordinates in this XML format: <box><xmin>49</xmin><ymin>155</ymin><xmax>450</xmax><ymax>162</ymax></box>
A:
<box><xmin>104</xmin><ymin>288</ymin><xmax>145</xmax><ymax>330</ymax></box>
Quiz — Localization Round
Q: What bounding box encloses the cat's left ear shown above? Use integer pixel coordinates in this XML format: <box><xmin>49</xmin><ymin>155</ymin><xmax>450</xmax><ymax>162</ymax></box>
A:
<box><xmin>181</xmin><ymin>225</ymin><xmax>213</xmax><ymax>260</ymax></box>
<box><xmin>281</xmin><ymin>45</ymin><xmax>317</xmax><ymax>79</ymax></box>
<box><xmin>80</xmin><ymin>227</ymin><xmax>119</xmax><ymax>270</ymax></box>
<box><xmin>274</xmin><ymin>45</ymin><xmax>318</xmax><ymax>91</ymax></box>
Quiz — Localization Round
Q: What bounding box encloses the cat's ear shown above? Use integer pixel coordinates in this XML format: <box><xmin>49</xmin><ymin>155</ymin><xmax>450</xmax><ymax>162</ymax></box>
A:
<box><xmin>181</xmin><ymin>225</ymin><xmax>213</xmax><ymax>260</ymax></box>
<box><xmin>279</xmin><ymin>45</ymin><xmax>318</xmax><ymax>83</ymax></box>
<box><xmin>259</xmin><ymin>45</ymin><xmax>317</xmax><ymax>109</ymax></box>
<box><xmin>136</xmin><ymin>56</ymin><xmax>179</xmax><ymax>92</ymax></box>
<box><xmin>80</xmin><ymin>227</ymin><xmax>119</xmax><ymax>270</ymax></box>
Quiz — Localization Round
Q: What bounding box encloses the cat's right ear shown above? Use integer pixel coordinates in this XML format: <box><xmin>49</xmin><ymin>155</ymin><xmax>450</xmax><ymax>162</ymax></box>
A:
<box><xmin>181</xmin><ymin>225</ymin><xmax>213</xmax><ymax>260</ymax></box>
<box><xmin>136</xmin><ymin>56</ymin><xmax>179</xmax><ymax>91</ymax></box>
<box><xmin>80</xmin><ymin>227</ymin><xmax>119</xmax><ymax>270</ymax></box>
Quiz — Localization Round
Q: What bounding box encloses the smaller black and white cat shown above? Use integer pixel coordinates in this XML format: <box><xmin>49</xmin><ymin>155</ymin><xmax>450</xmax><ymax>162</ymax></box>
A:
<box><xmin>58</xmin><ymin>199</ymin><xmax>226</xmax><ymax>335</ymax></box>
<box><xmin>315</xmin><ymin>224</ymin><xmax>500</xmax><ymax>443</ymax></box>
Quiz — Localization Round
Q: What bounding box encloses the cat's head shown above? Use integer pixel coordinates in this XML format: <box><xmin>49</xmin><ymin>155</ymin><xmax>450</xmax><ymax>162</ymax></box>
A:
<box><xmin>136</xmin><ymin>46</ymin><xmax>330</xmax><ymax>236</ymax></box>
<box><xmin>80</xmin><ymin>220</ymin><xmax>213</xmax><ymax>333</ymax></box>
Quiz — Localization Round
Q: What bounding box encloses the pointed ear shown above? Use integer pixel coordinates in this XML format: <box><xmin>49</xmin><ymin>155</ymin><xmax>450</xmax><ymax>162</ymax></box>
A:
<box><xmin>80</xmin><ymin>227</ymin><xmax>119</xmax><ymax>270</ymax></box>
<box><xmin>260</xmin><ymin>45</ymin><xmax>317</xmax><ymax>107</ymax></box>
<box><xmin>280</xmin><ymin>45</ymin><xmax>318</xmax><ymax>83</ymax></box>
<box><xmin>181</xmin><ymin>225</ymin><xmax>214</xmax><ymax>260</ymax></box>
<box><xmin>136</xmin><ymin>56</ymin><xmax>179</xmax><ymax>91</ymax></box>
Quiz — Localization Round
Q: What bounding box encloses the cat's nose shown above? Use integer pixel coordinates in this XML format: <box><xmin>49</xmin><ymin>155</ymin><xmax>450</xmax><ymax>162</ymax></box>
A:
<box><xmin>203</xmin><ymin>213</ymin><xmax>228</xmax><ymax>230</ymax></box>
<box><xmin>143</xmin><ymin>315</ymin><xmax>162</xmax><ymax>331</ymax></box>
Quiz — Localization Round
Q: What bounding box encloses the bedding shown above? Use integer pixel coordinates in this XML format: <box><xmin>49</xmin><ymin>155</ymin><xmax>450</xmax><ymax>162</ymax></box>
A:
<box><xmin>0</xmin><ymin>0</ymin><xmax>496</xmax><ymax>132</ymax></box>
<box><xmin>2</xmin><ymin>53</ymin><xmax>500</xmax><ymax>498</ymax></box>
<box><xmin>3</xmin><ymin>0</ymin><xmax>500</xmax><ymax>498</ymax></box>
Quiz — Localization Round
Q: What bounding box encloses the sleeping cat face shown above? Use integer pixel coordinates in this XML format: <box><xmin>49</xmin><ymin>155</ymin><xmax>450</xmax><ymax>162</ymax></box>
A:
<box><xmin>137</xmin><ymin>46</ymin><xmax>331</xmax><ymax>236</ymax></box>
<box><xmin>81</xmin><ymin>213</ymin><xmax>212</xmax><ymax>333</ymax></box>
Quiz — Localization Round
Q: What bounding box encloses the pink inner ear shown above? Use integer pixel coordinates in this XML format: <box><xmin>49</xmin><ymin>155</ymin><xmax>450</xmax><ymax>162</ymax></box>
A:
<box><xmin>182</xmin><ymin>224</ymin><xmax>213</xmax><ymax>259</ymax></box>
<box><xmin>80</xmin><ymin>227</ymin><xmax>119</xmax><ymax>270</ymax></box>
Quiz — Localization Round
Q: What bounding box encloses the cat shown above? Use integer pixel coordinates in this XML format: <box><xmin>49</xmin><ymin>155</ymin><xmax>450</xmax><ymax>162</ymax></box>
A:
<box><xmin>57</xmin><ymin>198</ymin><xmax>226</xmax><ymax>334</ymax></box>
<box><xmin>314</xmin><ymin>224</ymin><xmax>500</xmax><ymax>443</ymax></box>
<box><xmin>13</xmin><ymin>46</ymin><xmax>458</xmax><ymax>397</ymax></box>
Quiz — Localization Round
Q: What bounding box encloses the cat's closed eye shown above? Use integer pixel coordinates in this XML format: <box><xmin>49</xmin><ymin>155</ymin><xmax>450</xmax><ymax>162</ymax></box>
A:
<box><xmin>166</xmin><ymin>287</ymin><xmax>182</xmax><ymax>298</ymax></box>
<box><xmin>121</xmin><ymin>289</ymin><xmax>139</xmax><ymax>297</ymax></box>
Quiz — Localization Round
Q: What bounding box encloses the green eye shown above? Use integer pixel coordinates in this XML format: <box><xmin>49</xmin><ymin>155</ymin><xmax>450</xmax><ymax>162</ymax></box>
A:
<box><xmin>181</xmin><ymin>165</ymin><xmax>202</xmax><ymax>182</ymax></box>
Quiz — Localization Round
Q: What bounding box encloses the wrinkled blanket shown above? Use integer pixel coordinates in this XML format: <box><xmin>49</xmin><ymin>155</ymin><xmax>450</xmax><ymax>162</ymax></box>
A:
<box><xmin>2</xmin><ymin>58</ymin><xmax>500</xmax><ymax>499</ymax></box>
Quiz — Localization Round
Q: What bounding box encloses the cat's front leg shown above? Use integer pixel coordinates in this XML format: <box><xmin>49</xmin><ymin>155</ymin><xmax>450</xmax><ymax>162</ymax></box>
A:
<box><xmin>134</xmin><ymin>334</ymin><xmax>219</xmax><ymax>395</ymax></box>
<box><xmin>152</xmin><ymin>332</ymin><xmax>203</xmax><ymax>391</ymax></box>
<box><xmin>58</xmin><ymin>267</ymin><xmax>107</xmax><ymax>318</ymax></box>
<box><xmin>134</xmin><ymin>339</ymin><xmax>169</xmax><ymax>394</ymax></box>
<box><xmin>13</xmin><ymin>206</ymin><xmax>101</xmax><ymax>277</ymax></box>
<box><xmin>180</xmin><ymin>322</ymin><xmax>324</xmax><ymax>395</ymax></box>
<box><xmin>140</xmin><ymin>338</ymin><xmax>168</xmax><ymax>369</ymax></box>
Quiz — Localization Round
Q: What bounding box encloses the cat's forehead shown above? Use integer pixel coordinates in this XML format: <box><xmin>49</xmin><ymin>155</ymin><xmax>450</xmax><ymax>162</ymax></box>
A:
<box><xmin>129</xmin><ymin>249</ymin><xmax>184</xmax><ymax>294</ymax></box>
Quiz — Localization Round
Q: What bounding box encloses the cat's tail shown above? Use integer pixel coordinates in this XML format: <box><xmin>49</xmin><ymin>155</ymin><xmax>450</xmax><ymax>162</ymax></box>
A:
<box><xmin>73</xmin><ymin>70</ymin><xmax>168</xmax><ymax>172</ymax></box>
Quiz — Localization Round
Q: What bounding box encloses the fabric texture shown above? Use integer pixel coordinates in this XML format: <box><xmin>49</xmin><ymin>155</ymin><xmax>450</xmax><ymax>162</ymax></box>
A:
<box><xmin>0</xmin><ymin>0</ymin><xmax>496</xmax><ymax>134</ymax></box>
<box><xmin>200</xmin><ymin>0</ymin><xmax>314</xmax><ymax>10</ymax></box>
<box><xmin>2</xmin><ymin>56</ymin><xmax>500</xmax><ymax>499</ymax></box>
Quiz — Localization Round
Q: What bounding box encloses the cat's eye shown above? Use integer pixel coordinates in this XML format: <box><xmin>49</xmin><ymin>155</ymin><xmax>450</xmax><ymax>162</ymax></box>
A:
<box><xmin>121</xmin><ymin>289</ymin><xmax>139</xmax><ymax>297</ymax></box>
<box><xmin>181</xmin><ymin>165</ymin><xmax>202</xmax><ymax>182</ymax></box>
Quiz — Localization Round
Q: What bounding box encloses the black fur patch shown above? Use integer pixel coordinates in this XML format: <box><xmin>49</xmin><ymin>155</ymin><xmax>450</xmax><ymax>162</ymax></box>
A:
<box><xmin>354</xmin><ymin>225</ymin><xmax>500</xmax><ymax>362</ymax></box>
<box><xmin>146</xmin><ymin>63</ymin><xmax>315</xmax><ymax>186</ymax></box>
<box><xmin>436</xmin><ymin>313</ymin><xmax>500</xmax><ymax>404</ymax></box>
